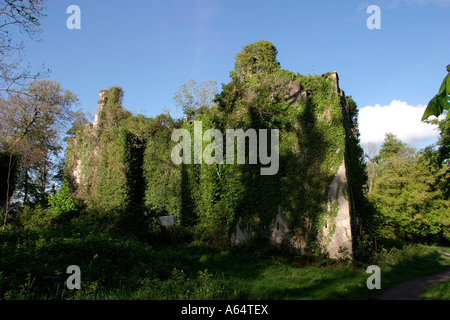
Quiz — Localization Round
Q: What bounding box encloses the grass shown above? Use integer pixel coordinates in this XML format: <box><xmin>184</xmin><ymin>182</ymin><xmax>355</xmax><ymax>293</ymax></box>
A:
<box><xmin>204</xmin><ymin>244</ymin><xmax>450</xmax><ymax>300</ymax></box>
<box><xmin>1</xmin><ymin>227</ymin><xmax>449</xmax><ymax>300</ymax></box>
<box><xmin>419</xmin><ymin>281</ymin><xmax>450</xmax><ymax>300</ymax></box>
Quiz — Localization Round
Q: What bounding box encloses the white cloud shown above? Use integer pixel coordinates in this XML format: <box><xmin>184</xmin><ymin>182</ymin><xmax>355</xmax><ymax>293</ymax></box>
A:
<box><xmin>358</xmin><ymin>100</ymin><xmax>440</xmax><ymax>147</ymax></box>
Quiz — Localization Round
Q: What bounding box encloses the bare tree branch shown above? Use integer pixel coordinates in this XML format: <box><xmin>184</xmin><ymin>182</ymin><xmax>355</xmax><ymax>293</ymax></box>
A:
<box><xmin>0</xmin><ymin>0</ymin><xmax>48</xmax><ymax>97</ymax></box>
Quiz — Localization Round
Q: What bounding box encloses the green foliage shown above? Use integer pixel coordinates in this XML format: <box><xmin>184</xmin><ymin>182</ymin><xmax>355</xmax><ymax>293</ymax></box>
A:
<box><xmin>375</xmin><ymin>133</ymin><xmax>415</xmax><ymax>163</ymax></box>
<box><xmin>342</xmin><ymin>96</ymin><xmax>375</xmax><ymax>257</ymax></box>
<box><xmin>144</xmin><ymin>127</ymin><xmax>182</xmax><ymax>219</ymax></box>
<box><xmin>2</xmin><ymin>217</ymin><xmax>448</xmax><ymax>300</ymax></box>
<box><xmin>48</xmin><ymin>180</ymin><xmax>78</xmax><ymax>213</ymax></box>
<box><xmin>189</xmin><ymin>67</ymin><xmax>348</xmax><ymax>246</ymax></box>
<box><xmin>369</xmin><ymin>133</ymin><xmax>450</xmax><ymax>244</ymax></box>
<box><xmin>95</xmin><ymin>127</ymin><xmax>129</xmax><ymax>210</ymax></box>
<box><xmin>422</xmin><ymin>65</ymin><xmax>450</xmax><ymax>121</ymax></box>
<box><xmin>131</xmin><ymin>268</ymin><xmax>234</xmax><ymax>300</ymax></box>
<box><xmin>97</xmin><ymin>86</ymin><xmax>131</xmax><ymax>133</ymax></box>
<box><xmin>0</xmin><ymin>220</ymin><xmax>155</xmax><ymax>299</ymax></box>
<box><xmin>0</xmin><ymin>80</ymin><xmax>78</xmax><ymax>210</ymax></box>
<box><xmin>19</xmin><ymin>205</ymin><xmax>61</xmax><ymax>232</ymax></box>
<box><xmin>66</xmin><ymin>111</ymin><xmax>90</xmax><ymax>141</ymax></box>
<box><xmin>208</xmin><ymin>47</ymin><xmax>358</xmax><ymax>249</ymax></box>
<box><xmin>173</xmin><ymin>79</ymin><xmax>218</xmax><ymax>118</ymax></box>
<box><xmin>435</xmin><ymin>115</ymin><xmax>450</xmax><ymax>165</ymax></box>
<box><xmin>231</xmin><ymin>40</ymin><xmax>281</xmax><ymax>82</ymax></box>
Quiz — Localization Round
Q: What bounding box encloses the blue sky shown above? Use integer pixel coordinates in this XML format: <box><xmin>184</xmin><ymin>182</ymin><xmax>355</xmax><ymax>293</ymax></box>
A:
<box><xmin>21</xmin><ymin>0</ymin><xmax>450</xmax><ymax>150</ymax></box>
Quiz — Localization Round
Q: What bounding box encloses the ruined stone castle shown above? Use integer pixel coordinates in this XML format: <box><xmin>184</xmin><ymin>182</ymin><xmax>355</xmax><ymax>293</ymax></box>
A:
<box><xmin>66</xmin><ymin>42</ymin><xmax>364</xmax><ymax>261</ymax></box>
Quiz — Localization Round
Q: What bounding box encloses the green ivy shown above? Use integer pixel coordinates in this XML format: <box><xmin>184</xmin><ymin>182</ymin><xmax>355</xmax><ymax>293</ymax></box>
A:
<box><xmin>48</xmin><ymin>180</ymin><xmax>78</xmax><ymax>213</ymax></box>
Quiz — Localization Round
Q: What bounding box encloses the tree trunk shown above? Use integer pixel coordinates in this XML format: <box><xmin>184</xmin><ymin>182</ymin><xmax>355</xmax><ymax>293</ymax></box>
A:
<box><xmin>2</xmin><ymin>153</ymin><xmax>14</xmax><ymax>232</ymax></box>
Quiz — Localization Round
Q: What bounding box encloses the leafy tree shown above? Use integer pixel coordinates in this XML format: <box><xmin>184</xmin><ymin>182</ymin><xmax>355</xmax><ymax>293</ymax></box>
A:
<box><xmin>173</xmin><ymin>79</ymin><xmax>218</xmax><ymax>118</ymax></box>
<box><xmin>436</xmin><ymin>115</ymin><xmax>450</xmax><ymax>164</ymax></box>
<box><xmin>369</xmin><ymin>134</ymin><xmax>449</xmax><ymax>244</ymax></box>
<box><xmin>48</xmin><ymin>180</ymin><xmax>77</xmax><ymax>213</ymax></box>
<box><xmin>374</xmin><ymin>133</ymin><xmax>415</xmax><ymax>164</ymax></box>
<box><xmin>0</xmin><ymin>80</ymin><xmax>78</xmax><ymax>230</ymax></box>
<box><xmin>66</xmin><ymin>110</ymin><xmax>90</xmax><ymax>141</ymax></box>
<box><xmin>363</xmin><ymin>141</ymin><xmax>379</xmax><ymax>193</ymax></box>
<box><xmin>420</xmin><ymin>114</ymin><xmax>450</xmax><ymax>199</ymax></box>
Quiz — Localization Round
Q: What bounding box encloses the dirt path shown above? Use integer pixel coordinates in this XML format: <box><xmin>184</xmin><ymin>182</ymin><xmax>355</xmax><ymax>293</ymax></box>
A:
<box><xmin>379</xmin><ymin>251</ymin><xmax>450</xmax><ymax>300</ymax></box>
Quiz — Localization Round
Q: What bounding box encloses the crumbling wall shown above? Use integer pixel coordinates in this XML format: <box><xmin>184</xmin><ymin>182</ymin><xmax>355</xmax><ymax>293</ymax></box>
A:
<box><xmin>230</xmin><ymin>72</ymin><xmax>354</xmax><ymax>260</ymax></box>
<box><xmin>320</xmin><ymin>161</ymin><xmax>353</xmax><ymax>259</ymax></box>
<box><xmin>66</xmin><ymin>88</ymin><xmax>133</xmax><ymax>211</ymax></box>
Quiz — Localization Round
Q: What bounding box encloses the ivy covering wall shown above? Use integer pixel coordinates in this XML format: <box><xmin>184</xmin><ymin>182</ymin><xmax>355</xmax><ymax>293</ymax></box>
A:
<box><xmin>65</xmin><ymin>41</ymin><xmax>367</xmax><ymax>253</ymax></box>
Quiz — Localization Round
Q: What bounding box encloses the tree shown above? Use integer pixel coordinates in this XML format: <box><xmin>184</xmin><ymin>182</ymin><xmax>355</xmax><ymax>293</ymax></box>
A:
<box><xmin>48</xmin><ymin>179</ymin><xmax>77</xmax><ymax>213</ymax></box>
<box><xmin>65</xmin><ymin>110</ymin><xmax>90</xmax><ymax>141</ymax></box>
<box><xmin>420</xmin><ymin>114</ymin><xmax>450</xmax><ymax>200</ymax></box>
<box><xmin>436</xmin><ymin>115</ymin><xmax>450</xmax><ymax>164</ymax></box>
<box><xmin>0</xmin><ymin>150</ymin><xmax>20</xmax><ymax>209</ymax></box>
<box><xmin>422</xmin><ymin>65</ymin><xmax>450</xmax><ymax>121</ymax></box>
<box><xmin>1</xmin><ymin>80</ymin><xmax>78</xmax><ymax>230</ymax></box>
<box><xmin>374</xmin><ymin>133</ymin><xmax>415</xmax><ymax>164</ymax></box>
<box><xmin>173</xmin><ymin>79</ymin><xmax>218</xmax><ymax>118</ymax></box>
<box><xmin>363</xmin><ymin>141</ymin><xmax>379</xmax><ymax>193</ymax></box>
<box><xmin>420</xmin><ymin>66</ymin><xmax>450</xmax><ymax>202</ymax></box>
<box><xmin>369</xmin><ymin>134</ymin><xmax>449</xmax><ymax>244</ymax></box>
<box><xmin>0</xmin><ymin>0</ymin><xmax>48</xmax><ymax>96</ymax></box>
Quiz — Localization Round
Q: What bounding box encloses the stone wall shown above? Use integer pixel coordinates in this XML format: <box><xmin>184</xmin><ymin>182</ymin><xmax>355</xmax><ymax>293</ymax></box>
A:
<box><xmin>230</xmin><ymin>72</ymin><xmax>354</xmax><ymax>260</ymax></box>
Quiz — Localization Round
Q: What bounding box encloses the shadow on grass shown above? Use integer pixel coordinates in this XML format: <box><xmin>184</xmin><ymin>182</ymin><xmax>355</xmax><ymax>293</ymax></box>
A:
<box><xmin>256</xmin><ymin>247</ymin><xmax>450</xmax><ymax>300</ymax></box>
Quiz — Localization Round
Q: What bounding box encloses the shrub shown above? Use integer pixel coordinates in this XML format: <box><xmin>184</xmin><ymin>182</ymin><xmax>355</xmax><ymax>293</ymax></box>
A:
<box><xmin>48</xmin><ymin>180</ymin><xmax>78</xmax><ymax>213</ymax></box>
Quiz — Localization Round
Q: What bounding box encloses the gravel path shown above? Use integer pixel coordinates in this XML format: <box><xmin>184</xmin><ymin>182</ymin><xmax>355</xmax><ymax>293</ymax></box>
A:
<box><xmin>379</xmin><ymin>251</ymin><xmax>450</xmax><ymax>300</ymax></box>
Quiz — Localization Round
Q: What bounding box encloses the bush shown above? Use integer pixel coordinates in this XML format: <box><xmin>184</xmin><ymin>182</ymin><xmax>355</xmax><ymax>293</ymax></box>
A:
<box><xmin>48</xmin><ymin>180</ymin><xmax>78</xmax><ymax>213</ymax></box>
<box><xmin>19</xmin><ymin>205</ymin><xmax>61</xmax><ymax>231</ymax></box>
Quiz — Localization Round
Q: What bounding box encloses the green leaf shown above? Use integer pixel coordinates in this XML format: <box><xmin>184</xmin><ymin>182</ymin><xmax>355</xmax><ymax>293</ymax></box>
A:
<box><xmin>437</xmin><ymin>76</ymin><xmax>447</xmax><ymax>96</ymax></box>
<box><xmin>422</xmin><ymin>96</ymin><xmax>441</xmax><ymax>121</ymax></box>
<box><xmin>422</xmin><ymin>70</ymin><xmax>450</xmax><ymax>121</ymax></box>
<box><xmin>437</xmin><ymin>93</ymin><xmax>450</xmax><ymax>110</ymax></box>
<box><xmin>447</xmin><ymin>72</ymin><xmax>450</xmax><ymax>93</ymax></box>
